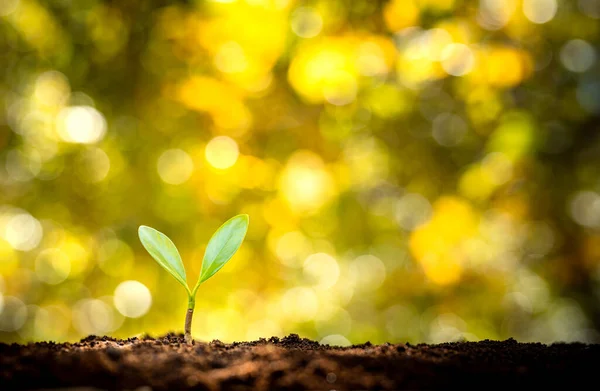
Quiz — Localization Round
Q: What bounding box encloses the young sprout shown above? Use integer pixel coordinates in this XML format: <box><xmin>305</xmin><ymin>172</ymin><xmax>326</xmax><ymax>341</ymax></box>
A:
<box><xmin>138</xmin><ymin>214</ymin><xmax>249</xmax><ymax>344</ymax></box>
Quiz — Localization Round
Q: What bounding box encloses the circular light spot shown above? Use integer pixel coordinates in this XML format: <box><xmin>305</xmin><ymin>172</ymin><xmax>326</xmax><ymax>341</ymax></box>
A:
<box><xmin>76</xmin><ymin>148</ymin><xmax>111</xmax><ymax>183</ymax></box>
<box><xmin>0</xmin><ymin>296</ymin><xmax>27</xmax><ymax>332</ymax></box>
<box><xmin>205</xmin><ymin>136</ymin><xmax>239</xmax><ymax>169</ymax></box>
<box><xmin>2</xmin><ymin>211</ymin><xmax>43</xmax><ymax>251</ymax></box>
<box><xmin>441</xmin><ymin>44</ymin><xmax>475</xmax><ymax>76</ymax></box>
<box><xmin>57</xmin><ymin>106</ymin><xmax>107</xmax><ymax>144</ymax></box>
<box><xmin>349</xmin><ymin>255</ymin><xmax>387</xmax><ymax>291</ymax></box>
<box><xmin>35</xmin><ymin>248</ymin><xmax>71</xmax><ymax>285</ymax></box>
<box><xmin>113</xmin><ymin>280</ymin><xmax>152</xmax><ymax>318</ymax></box>
<box><xmin>395</xmin><ymin>193</ymin><xmax>432</xmax><ymax>231</ymax></box>
<box><xmin>569</xmin><ymin>191</ymin><xmax>600</xmax><ymax>228</ymax></box>
<box><xmin>320</xmin><ymin>334</ymin><xmax>351</xmax><ymax>347</ymax></box>
<box><xmin>477</xmin><ymin>0</ymin><xmax>518</xmax><ymax>30</ymax></box>
<box><xmin>34</xmin><ymin>71</ymin><xmax>70</xmax><ymax>106</ymax></box>
<box><xmin>280</xmin><ymin>287</ymin><xmax>318</xmax><ymax>322</ymax></box>
<box><xmin>279</xmin><ymin>151</ymin><xmax>335</xmax><ymax>213</ymax></box>
<box><xmin>291</xmin><ymin>7</ymin><xmax>323</xmax><ymax>38</ymax></box>
<box><xmin>303</xmin><ymin>253</ymin><xmax>340</xmax><ymax>289</ymax></box>
<box><xmin>73</xmin><ymin>298</ymin><xmax>116</xmax><ymax>335</ymax></box>
<box><xmin>560</xmin><ymin>39</ymin><xmax>596</xmax><ymax>73</ymax></box>
<box><xmin>523</xmin><ymin>0</ymin><xmax>557</xmax><ymax>24</ymax></box>
<box><xmin>432</xmin><ymin>113</ymin><xmax>468</xmax><ymax>147</ymax></box>
<box><xmin>422</xmin><ymin>28</ymin><xmax>454</xmax><ymax>61</ymax></box>
<box><xmin>401</xmin><ymin>28</ymin><xmax>430</xmax><ymax>60</ymax></box>
<box><xmin>214</xmin><ymin>41</ymin><xmax>248</xmax><ymax>74</ymax></box>
<box><xmin>157</xmin><ymin>149</ymin><xmax>194</xmax><ymax>185</ymax></box>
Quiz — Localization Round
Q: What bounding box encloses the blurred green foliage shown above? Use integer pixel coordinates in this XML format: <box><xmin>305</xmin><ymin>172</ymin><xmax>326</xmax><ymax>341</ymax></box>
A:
<box><xmin>1</xmin><ymin>0</ymin><xmax>600</xmax><ymax>345</ymax></box>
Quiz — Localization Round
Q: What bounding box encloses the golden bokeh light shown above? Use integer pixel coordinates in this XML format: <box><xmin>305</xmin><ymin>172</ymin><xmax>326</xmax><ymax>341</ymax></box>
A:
<box><xmin>0</xmin><ymin>296</ymin><xmax>27</xmax><ymax>332</ymax></box>
<box><xmin>349</xmin><ymin>255</ymin><xmax>387</xmax><ymax>292</ymax></box>
<box><xmin>522</xmin><ymin>0</ymin><xmax>557</xmax><ymax>24</ymax></box>
<box><xmin>157</xmin><ymin>149</ymin><xmax>194</xmax><ymax>185</ymax></box>
<box><xmin>291</xmin><ymin>7</ymin><xmax>323</xmax><ymax>39</ymax></box>
<box><xmin>56</xmin><ymin>106</ymin><xmax>107</xmax><ymax>144</ymax></box>
<box><xmin>560</xmin><ymin>39</ymin><xmax>597</xmax><ymax>73</ymax></box>
<box><xmin>205</xmin><ymin>136</ymin><xmax>239</xmax><ymax>170</ymax></box>
<box><xmin>113</xmin><ymin>280</ymin><xmax>152</xmax><ymax>319</ymax></box>
<box><xmin>34</xmin><ymin>71</ymin><xmax>70</xmax><ymax>107</ymax></box>
<box><xmin>279</xmin><ymin>151</ymin><xmax>336</xmax><ymax>213</ymax></box>
<box><xmin>73</xmin><ymin>298</ymin><xmax>122</xmax><ymax>336</ymax></box>
<box><xmin>0</xmin><ymin>208</ymin><xmax>43</xmax><ymax>252</ymax></box>
<box><xmin>76</xmin><ymin>148</ymin><xmax>111</xmax><ymax>183</ymax></box>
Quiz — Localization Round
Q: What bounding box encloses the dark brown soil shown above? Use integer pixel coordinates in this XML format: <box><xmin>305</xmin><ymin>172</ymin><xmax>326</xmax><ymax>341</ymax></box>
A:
<box><xmin>1</xmin><ymin>333</ymin><xmax>599</xmax><ymax>390</ymax></box>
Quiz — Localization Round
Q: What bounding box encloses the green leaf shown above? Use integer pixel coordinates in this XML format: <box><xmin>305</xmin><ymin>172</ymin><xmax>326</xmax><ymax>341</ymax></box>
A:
<box><xmin>138</xmin><ymin>225</ymin><xmax>189</xmax><ymax>294</ymax></box>
<box><xmin>195</xmin><ymin>214</ymin><xmax>249</xmax><ymax>288</ymax></box>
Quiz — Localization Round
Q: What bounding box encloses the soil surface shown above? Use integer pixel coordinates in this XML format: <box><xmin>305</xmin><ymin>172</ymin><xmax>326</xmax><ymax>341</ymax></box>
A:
<box><xmin>1</xmin><ymin>333</ymin><xmax>599</xmax><ymax>390</ymax></box>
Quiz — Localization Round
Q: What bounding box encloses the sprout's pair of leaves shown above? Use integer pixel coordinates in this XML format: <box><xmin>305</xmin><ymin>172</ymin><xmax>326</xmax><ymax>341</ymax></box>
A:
<box><xmin>138</xmin><ymin>214</ymin><xmax>249</xmax><ymax>296</ymax></box>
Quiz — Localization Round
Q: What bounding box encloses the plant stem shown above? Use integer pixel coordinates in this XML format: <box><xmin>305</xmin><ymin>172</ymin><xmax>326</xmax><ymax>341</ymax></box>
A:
<box><xmin>184</xmin><ymin>308</ymin><xmax>194</xmax><ymax>344</ymax></box>
<box><xmin>185</xmin><ymin>295</ymin><xmax>195</xmax><ymax>345</ymax></box>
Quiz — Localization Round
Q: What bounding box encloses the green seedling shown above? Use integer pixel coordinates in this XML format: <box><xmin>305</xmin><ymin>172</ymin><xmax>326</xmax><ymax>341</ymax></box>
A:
<box><xmin>138</xmin><ymin>214</ymin><xmax>249</xmax><ymax>344</ymax></box>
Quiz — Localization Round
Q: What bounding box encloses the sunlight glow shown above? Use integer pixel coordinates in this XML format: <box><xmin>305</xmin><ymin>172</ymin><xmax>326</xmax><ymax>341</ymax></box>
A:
<box><xmin>522</xmin><ymin>0</ymin><xmax>557</xmax><ymax>24</ymax></box>
<box><xmin>279</xmin><ymin>151</ymin><xmax>335</xmax><ymax>213</ymax></box>
<box><xmin>56</xmin><ymin>106</ymin><xmax>107</xmax><ymax>144</ymax></box>
<box><xmin>113</xmin><ymin>280</ymin><xmax>152</xmax><ymax>318</ymax></box>
<box><xmin>0</xmin><ymin>209</ymin><xmax>43</xmax><ymax>252</ymax></box>
<box><xmin>205</xmin><ymin>136</ymin><xmax>239</xmax><ymax>169</ymax></box>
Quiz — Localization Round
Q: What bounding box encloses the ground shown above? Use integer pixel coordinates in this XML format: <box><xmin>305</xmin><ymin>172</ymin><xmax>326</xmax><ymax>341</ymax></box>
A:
<box><xmin>1</xmin><ymin>333</ymin><xmax>599</xmax><ymax>390</ymax></box>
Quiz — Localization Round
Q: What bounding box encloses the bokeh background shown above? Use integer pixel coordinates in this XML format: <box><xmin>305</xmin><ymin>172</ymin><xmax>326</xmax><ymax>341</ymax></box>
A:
<box><xmin>1</xmin><ymin>0</ymin><xmax>600</xmax><ymax>345</ymax></box>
